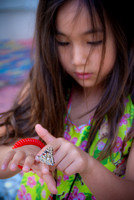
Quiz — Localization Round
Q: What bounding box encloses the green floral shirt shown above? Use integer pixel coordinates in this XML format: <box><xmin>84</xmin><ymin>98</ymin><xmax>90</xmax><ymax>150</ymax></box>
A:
<box><xmin>16</xmin><ymin>96</ymin><xmax>134</xmax><ymax>200</ymax></box>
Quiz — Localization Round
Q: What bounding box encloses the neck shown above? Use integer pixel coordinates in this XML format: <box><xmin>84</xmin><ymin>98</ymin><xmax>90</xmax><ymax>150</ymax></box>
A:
<box><xmin>72</xmin><ymin>83</ymin><xmax>103</xmax><ymax>101</ymax></box>
<box><xmin>69</xmin><ymin>84</ymin><xmax>103</xmax><ymax>127</ymax></box>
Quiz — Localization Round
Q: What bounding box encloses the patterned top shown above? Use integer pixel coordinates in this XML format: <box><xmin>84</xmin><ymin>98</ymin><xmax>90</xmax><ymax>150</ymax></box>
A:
<box><xmin>16</xmin><ymin>96</ymin><xmax>134</xmax><ymax>200</ymax></box>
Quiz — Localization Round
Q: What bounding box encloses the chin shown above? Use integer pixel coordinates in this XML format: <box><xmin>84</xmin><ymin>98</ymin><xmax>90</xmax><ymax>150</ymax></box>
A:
<box><xmin>77</xmin><ymin>81</ymin><xmax>95</xmax><ymax>88</ymax></box>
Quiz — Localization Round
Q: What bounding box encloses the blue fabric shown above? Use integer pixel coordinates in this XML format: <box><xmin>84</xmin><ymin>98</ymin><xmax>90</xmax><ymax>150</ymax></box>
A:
<box><xmin>0</xmin><ymin>174</ymin><xmax>22</xmax><ymax>200</ymax></box>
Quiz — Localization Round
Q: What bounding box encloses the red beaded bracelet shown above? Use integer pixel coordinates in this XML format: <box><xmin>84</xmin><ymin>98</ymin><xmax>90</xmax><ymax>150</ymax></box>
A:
<box><xmin>12</xmin><ymin>138</ymin><xmax>45</xmax><ymax>170</ymax></box>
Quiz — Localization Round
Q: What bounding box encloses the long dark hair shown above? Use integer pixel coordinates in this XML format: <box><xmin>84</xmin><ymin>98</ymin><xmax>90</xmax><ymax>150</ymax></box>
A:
<box><xmin>0</xmin><ymin>0</ymin><xmax>134</xmax><ymax>160</ymax></box>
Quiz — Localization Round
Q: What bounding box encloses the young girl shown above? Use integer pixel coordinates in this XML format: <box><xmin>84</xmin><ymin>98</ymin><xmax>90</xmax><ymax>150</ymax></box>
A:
<box><xmin>0</xmin><ymin>0</ymin><xmax>134</xmax><ymax>199</ymax></box>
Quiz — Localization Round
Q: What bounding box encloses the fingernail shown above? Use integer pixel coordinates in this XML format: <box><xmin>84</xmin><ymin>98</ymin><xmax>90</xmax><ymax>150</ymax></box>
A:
<box><xmin>1</xmin><ymin>164</ymin><xmax>6</xmax><ymax>170</ymax></box>
<box><xmin>53</xmin><ymin>188</ymin><xmax>58</xmax><ymax>194</ymax></box>
<box><xmin>23</xmin><ymin>166</ymin><xmax>30</xmax><ymax>172</ymax></box>
<box><xmin>35</xmin><ymin>155</ymin><xmax>40</xmax><ymax>161</ymax></box>
<box><xmin>42</xmin><ymin>168</ymin><xmax>49</xmax><ymax>174</ymax></box>
<box><xmin>10</xmin><ymin>163</ymin><xmax>17</xmax><ymax>170</ymax></box>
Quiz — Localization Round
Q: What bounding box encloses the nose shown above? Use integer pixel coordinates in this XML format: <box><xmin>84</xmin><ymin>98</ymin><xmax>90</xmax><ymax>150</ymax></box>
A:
<box><xmin>72</xmin><ymin>45</ymin><xmax>87</xmax><ymax>66</ymax></box>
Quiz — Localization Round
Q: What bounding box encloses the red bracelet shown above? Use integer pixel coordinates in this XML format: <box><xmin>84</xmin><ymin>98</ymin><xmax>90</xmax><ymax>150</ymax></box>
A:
<box><xmin>12</xmin><ymin>138</ymin><xmax>45</xmax><ymax>170</ymax></box>
<box><xmin>12</xmin><ymin>138</ymin><xmax>45</xmax><ymax>149</ymax></box>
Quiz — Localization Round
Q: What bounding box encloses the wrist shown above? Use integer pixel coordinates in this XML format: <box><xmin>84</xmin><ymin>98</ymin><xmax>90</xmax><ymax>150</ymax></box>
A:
<box><xmin>12</xmin><ymin>138</ymin><xmax>45</xmax><ymax>149</ymax></box>
<box><xmin>80</xmin><ymin>155</ymin><xmax>95</xmax><ymax>177</ymax></box>
<box><xmin>12</xmin><ymin>138</ymin><xmax>45</xmax><ymax>170</ymax></box>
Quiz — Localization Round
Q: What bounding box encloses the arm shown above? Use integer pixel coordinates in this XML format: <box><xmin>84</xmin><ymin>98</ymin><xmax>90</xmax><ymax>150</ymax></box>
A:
<box><xmin>0</xmin><ymin>143</ymin><xmax>41</xmax><ymax>179</ymax></box>
<box><xmin>0</xmin><ymin>127</ymin><xmax>41</xmax><ymax>178</ymax></box>
<box><xmin>0</xmin><ymin>144</ymin><xmax>21</xmax><ymax>178</ymax></box>
<box><xmin>0</xmin><ymin>83</ymin><xmax>29</xmax><ymax>178</ymax></box>
<box><xmin>0</xmin><ymin>126</ymin><xmax>20</xmax><ymax>178</ymax></box>
<box><xmin>81</xmin><ymin>142</ymin><xmax>134</xmax><ymax>200</ymax></box>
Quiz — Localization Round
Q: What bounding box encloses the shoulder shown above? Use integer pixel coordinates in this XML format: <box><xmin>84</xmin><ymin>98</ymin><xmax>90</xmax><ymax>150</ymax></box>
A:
<box><xmin>124</xmin><ymin>96</ymin><xmax>134</xmax><ymax>115</ymax></box>
<box><xmin>119</xmin><ymin>96</ymin><xmax>134</xmax><ymax>156</ymax></box>
<box><xmin>121</xmin><ymin>96</ymin><xmax>134</xmax><ymax>127</ymax></box>
<box><xmin>125</xmin><ymin>140</ymin><xmax>134</xmax><ymax>181</ymax></box>
<box><xmin>124</xmin><ymin>97</ymin><xmax>134</xmax><ymax>181</ymax></box>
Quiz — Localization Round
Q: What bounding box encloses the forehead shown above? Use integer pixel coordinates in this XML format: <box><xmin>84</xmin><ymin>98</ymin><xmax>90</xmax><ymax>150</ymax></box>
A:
<box><xmin>56</xmin><ymin>1</ymin><xmax>102</xmax><ymax>35</ymax></box>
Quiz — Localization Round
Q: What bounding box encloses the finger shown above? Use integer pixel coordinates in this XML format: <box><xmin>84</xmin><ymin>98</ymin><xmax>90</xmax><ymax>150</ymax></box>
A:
<box><xmin>9</xmin><ymin>151</ymin><xmax>25</xmax><ymax>171</ymax></box>
<box><xmin>57</xmin><ymin>154</ymin><xmax>73</xmax><ymax>173</ymax></box>
<box><xmin>42</xmin><ymin>173</ymin><xmax>57</xmax><ymax>194</ymax></box>
<box><xmin>36</xmin><ymin>136</ymin><xmax>64</xmax><ymax>158</ymax></box>
<box><xmin>31</xmin><ymin>161</ymin><xmax>50</xmax><ymax>175</ymax></box>
<box><xmin>22</xmin><ymin>154</ymin><xmax>35</xmax><ymax>172</ymax></box>
<box><xmin>31</xmin><ymin>162</ymin><xmax>43</xmax><ymax>174</ymax></box>
<box><xmin>41</xmin><ymin>164</ymin><xmax>50</xmax><ymax>174</ymax></box>
<box><xmin>53</xmin><ymin>147</ymin><xmax>67</xmax><ymax>168</ymax></box>
<box><xmin>31</xmin><ymin>164</ymin><xmax>57</xmax><ymax>194</ymax></box>
<box><xmin>1</xmin><ymin>150</ymin><xmax>15</xmax><ymax>170</ymax></box>
<box><xmin>34</xmin><ymin>160</ymin><xmax>50</xmax><ymax>174</ymax></box>
<box><xmin>34</xmin><ymin>156</ymin><xmax>55</xmax><ymax>174</ymax></box>
<box><xmin>64</xmin><ymin>161</ymin><xmax>77</xmax><ymax>176</ymax></box>
<box><xmin>35</xmin><ymin>124</ymin><xmax>55</xmax><ymax>144</ymax></box>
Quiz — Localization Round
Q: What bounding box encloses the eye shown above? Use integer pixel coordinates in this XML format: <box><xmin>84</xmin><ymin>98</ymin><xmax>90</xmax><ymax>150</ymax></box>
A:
<box><xmin>87</xmin><ymin>40</ymin><xmax>103</xmax><ymax>46</ymax></box>
<box><xmin>56</xmin><ymin>41</ymin><xmax>70</xmax><ymax>46</ymax></box>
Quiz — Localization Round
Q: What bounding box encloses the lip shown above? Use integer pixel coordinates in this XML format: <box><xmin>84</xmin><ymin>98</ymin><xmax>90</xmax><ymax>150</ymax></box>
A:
<box><xmin>75</xmin><ymin>72</ymin><xmax>93</xmax><ymax>80</ymax></box>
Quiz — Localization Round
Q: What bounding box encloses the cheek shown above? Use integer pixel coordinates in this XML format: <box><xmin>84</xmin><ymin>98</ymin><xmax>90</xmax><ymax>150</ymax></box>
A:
<box><xmin>58</xmin><ymin>48</ymin><xmax>70</xmax><ymax>70</ymax></box>
<box><xmin>99</xmin><ymin>40</ymin><xmax>116</xmax><ymax>78</ymax></box>
<box><xmin>101</xmin><ymin>33</ymin><xmax>116</xmax><ymax>76</ymax></box>
<box><xmin>103</xmin><ymin>47</ymin><xmax>116</xmax><ymax>75</ymax></box>
<box><xmin>88</xmin><ymin>48</ymin><xmax>102</xmax><ymax>72</ymax></box>
<box><xmin>98</xmin><ymin>54</ymin><xmax>115</xmax><ymax>81</ymax></box>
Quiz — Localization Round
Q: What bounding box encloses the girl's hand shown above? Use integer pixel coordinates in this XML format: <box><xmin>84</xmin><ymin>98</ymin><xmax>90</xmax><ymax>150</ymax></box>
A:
<box><xmin>1</xmin><ymin>145</ymin><xmax>41</xmax><ymax>172</ymax></box>
<box><xmin>35</xmin><ymin>124</ymin><xmax>92</xmax><ymax>193</ymax></box>
<box><xmin>1</xmin><ymin>143</ymin><xmax>57</xmax><ymax>194</ymax></box>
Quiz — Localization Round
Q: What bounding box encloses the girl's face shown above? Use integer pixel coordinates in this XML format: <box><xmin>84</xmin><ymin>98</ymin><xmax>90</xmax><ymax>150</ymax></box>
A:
<box><xmin>56</xmin><ymin>1</ymin><xmax>116</xmax><ymax>89</ymax></box>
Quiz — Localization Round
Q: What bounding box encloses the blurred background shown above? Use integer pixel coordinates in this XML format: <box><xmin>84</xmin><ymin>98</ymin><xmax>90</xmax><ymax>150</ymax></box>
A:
<box><xmin>0</xmin><ymin>0</ymin><xmax>38</xmax><ymax>199</ymax></box>
<box><xmin>0</xmin><ymin>0</ymin><xmax>38</xmax><ymax>112</ymax></box>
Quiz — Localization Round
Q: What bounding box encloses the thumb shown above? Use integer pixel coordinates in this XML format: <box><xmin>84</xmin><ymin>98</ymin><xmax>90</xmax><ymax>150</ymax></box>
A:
<box><xmin>35</xmin><ymin>124</ymin><xmax>55</xmax><ymax>144</ymax></box>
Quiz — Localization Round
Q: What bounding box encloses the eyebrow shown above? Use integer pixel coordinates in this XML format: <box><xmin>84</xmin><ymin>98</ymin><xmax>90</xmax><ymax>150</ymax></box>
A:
<box><xmin>56</xmin><ymin>29</ymin><xmax>103</xmax><ymax>36</ymax></box>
